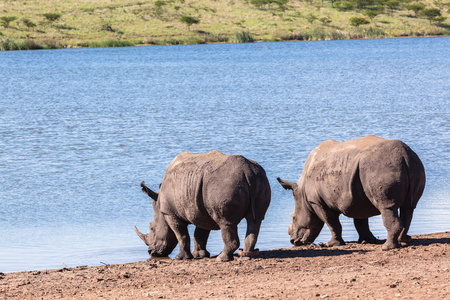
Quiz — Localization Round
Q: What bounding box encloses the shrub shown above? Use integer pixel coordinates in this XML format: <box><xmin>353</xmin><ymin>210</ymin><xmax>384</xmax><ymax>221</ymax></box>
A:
<box><xmin>235</xmin><ymin>31</ymin><xmax>255</xmax><ymax>43</ymax></box>
<box><xmin>420</xmin><ymin>8</ymin><xmax>442</xmax><ymax>24</ymax></box>
<box><xmin>404</xmin><ymin>3</ymin><xmax>425</xmax><ymax>17</ymax></box>
<box><xmin>0</xmin><ymin>38</ymin><xmax>17</xmax><ymax>50</ymax></box>
<box><xmin>335</xmin><ymin>1</ymin><xmax>355</xmax><ymax>11</ymax></box>
<box><xmin>319</xmin><ymin>16</ymin><xmax>332</xmax><ymax>25</ymax></box>
<box><xmin>180</xmin><ymin>15</ymin><xmax>200</xmax><ymax>31</ymax></box>
<box><xmin>22</xmin><ymin>18</ymin><xmax>37</xmax><ymax>30</ymax></box>
<box><xmin>364</xmin><ymin>10</ymin><xmax>380</xmax><ymax>22</ymax></box>
<box><xmin>349</xmin><ymin>16</ymin><xmax>370</xmax><ymax>27</ymax></box>
<box><xmin>42</xmin><ymin>13</ymin><xmax>62</xmax><ymax>26</ymax></box>
<box><xmin>306</xmin><ymin>13</ymin><xmax>318</xmax><ymax>24</ymax></box>
<box><xmin>431</xmin><ymin>16</ymin><xmax>447</xmax><ymax>24</ymax></box>
<box><xmin>100</xmin><ymin>21</ymin><xmax>115</xmax><ymax>32</ymax></box>
<box><xmin>89</xmin><ymin>40</ymin><xmax>135</xmax><ymax>48</ymax></box>
<box><xmin>41</xmin><ymin>39</ymin><xmax>63</xmax><ymax>49</ymax></box>
<box><xmin>384</xmin><ymin>1</ymin><xmax>401</xmax><ymax>13</ymax></box>
<box><xmin>1</xmin><ymin>16</ymin><xmax>17</xmax><ymax>28</ymax></box>
<box><xmin>203</xmin><ymin>33</ymin><xmax>229</xmax><ymax>43</ymax></box>
<box><xmin>18</xmin><ymin>39</ymin><xmax>43</xmax><ymax>50</ymax></box>
<box><xmin>354</xmin><ymin>0</ymin><xmax>376</xmax><ymax>9</ymax></box>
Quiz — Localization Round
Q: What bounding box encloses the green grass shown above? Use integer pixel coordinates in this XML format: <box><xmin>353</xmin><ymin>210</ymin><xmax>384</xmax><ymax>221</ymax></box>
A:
<box><xmin>89</xmin><ymin>39</ymin><xmax>135</xmax><ymax>48</ymax></box>
<box><xmin>0</xmin><ymin>0</ymin><xmax>449</xmax><ymax>50</ymax></box>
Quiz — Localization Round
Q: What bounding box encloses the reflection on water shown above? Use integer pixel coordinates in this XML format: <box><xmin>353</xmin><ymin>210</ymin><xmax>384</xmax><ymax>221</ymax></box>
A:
<box><xmin>0</xmin><ymin>37</ymin><xmax>449</xmax><ymax>273</ymax></box>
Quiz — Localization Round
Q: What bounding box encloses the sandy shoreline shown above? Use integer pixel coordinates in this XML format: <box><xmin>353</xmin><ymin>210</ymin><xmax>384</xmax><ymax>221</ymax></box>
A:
<box><xmin>1</xmin><ymin>231</ymin><xmax>448</xmax><ymax>299</ymax></box>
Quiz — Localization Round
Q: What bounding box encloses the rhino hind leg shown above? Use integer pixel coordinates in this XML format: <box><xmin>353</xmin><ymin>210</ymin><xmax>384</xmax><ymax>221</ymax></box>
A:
<box><xmin>240</xmin><ymin>217</ymin><xmax>262</xmax><ymax>258</ymax></box>
<box><xmin>217</xmin><ymin>224</ymin><xmax>240</xmax><ymax>262</ymax></box>
<box><xmin>193</xmin><ymin>227</ymin><xmax>211</xmax><ymax>259</ymax></box>
<box><xmin>380</xmin><ymin>208</ymin><xmax>402</xmax><ymax>250</ymax></box>
<box><xmin>398</xmin><ymin>205</ymin><xmax>414</xmax><ymax>246</ymax></box>
<box><xmin>353</xmin><ymin>218</ymin><xmax>379</xmax><ymax>244</ymax></box>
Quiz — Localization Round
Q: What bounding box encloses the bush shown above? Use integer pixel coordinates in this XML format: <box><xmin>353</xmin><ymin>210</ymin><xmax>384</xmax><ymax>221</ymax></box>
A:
<box><xmin>19</xmin><ymin>39</ymin><xmax>43</xmax><ymax>50</ymax></box>
<box><xmin>349</xmin><ymin>17</ymin><xmax>370</xmax><ymax>27</ymax></box>
<box><xmin>0</xmin><ymin>38</ymin><xmax>45</xmax><ymax>50</ymax></box>
<box><xmin>335</xmin><ymin>1</ymin><xmax>355</xmax><ymax>11</ymax></box>
<box><xmin>431</xmin><ymin>16</ymin><xmax>447</xmax><ymax>24</ymax></box>
<box><xmin>420</xmin><ymin>8</ymin><xmax>442</xmax><ymax>24</ymax></box>
<box><xmin>180</xmin><ymin>15</ymin><xmax>200</xmax><ymax>31</ymax></box>
<box><xmin>1</xmin><ymin>16</ymin><xmax>17</xmax><ymax>28</ymax></box>
<box><xmin>384</xmin><ymin>1</ymin><xmax>401</xmax><ymax>13</ymax></box>
<box><xmin>22</xmin><ymin>18</ymin><xmax>37</xmax><ymax>30</ymax></box>
<box><xmin>89</xmin><ymin>40</ymin><xmax>135</xmax><ymax>48</ymax></box>
<box><xmin>404</xmin><ymin>3</ymin><xmax>425</xmax><ymax>17</ymax></box>
<box><xmin>319</xmin><ymin>16</ymin><xmax>332</xmax><ymax>25</ymax></box>
<box><xmin>354</xmin><ymin>0</ymin><xmax>376</xmax><ymax>9</ymax></box>
<box><xmin>42</xmin><ymin>13</ymin><xmax>62</xmax><ymax>26</ymax></box>
<box><xmin>306</xmin><ymin>13</ymin><xmax>318</xmax><ymax>24</ymax></box>
<box><xmin>234</xmin><ymin>31</ymin><xmax>255</xmax><ymax>43</ymax></box>
<box><xmin>203</xmin><ymin>33</ymin><xmax>229</xmax><ymax>43</ymax></box>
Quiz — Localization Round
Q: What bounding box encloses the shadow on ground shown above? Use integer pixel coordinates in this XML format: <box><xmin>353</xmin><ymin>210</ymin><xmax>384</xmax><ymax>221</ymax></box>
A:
<box><xmin>257</xmin><ymin>247</ymin><xmax>367</xmax><ymax>259</ymax></box>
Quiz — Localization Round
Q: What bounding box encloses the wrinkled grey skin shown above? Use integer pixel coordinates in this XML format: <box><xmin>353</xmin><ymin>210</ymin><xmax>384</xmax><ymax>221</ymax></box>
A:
<box><xmin>135</xmin><ymin>150</ymin><xmax>271</xmax><ymax>261</ymax></box>
<box><xmin>278</xmin><ymin>135</ymin><xmax>426</xmax><ymax>251</ymax></box>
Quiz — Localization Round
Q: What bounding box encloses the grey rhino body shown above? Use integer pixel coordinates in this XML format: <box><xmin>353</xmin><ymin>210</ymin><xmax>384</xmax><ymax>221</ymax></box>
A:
<box><xmin>277</xmin><ymin>135</ymin><xmax>425</xmax><ymax>250</ymax></box>
<box><xmin>135</xmin><ymin>150</ymin><xmax>271</xmax><ymax>261</ymax></box>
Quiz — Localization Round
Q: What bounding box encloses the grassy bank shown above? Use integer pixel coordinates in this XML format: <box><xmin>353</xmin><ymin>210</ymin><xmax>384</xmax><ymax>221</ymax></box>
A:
<box><xmin>1</xmin><ymin>0</ymin><xmax>449</xmax><ymax>50</ymax></box>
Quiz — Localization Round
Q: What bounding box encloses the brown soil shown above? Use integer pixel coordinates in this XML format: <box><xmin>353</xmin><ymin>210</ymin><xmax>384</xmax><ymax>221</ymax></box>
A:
<box><xmin>1</xmin><ymin>232</ymin><xmax>448</xmax><ymax>299</ymax></box>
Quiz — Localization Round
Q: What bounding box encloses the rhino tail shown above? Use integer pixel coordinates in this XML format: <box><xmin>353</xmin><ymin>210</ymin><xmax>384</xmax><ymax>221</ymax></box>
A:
<box><xmin>242</xmin><ymin>173</ymin><xmax>256</xmax><ymax>222</ymax></box>
<box><xmin>245</xmin><ymin>171</ymin><xmax>271</xmax><ymax>223</ymax></box>
<box><xmin>401</xmin><ymin>143</ymin><xmax>425</xmax><ymax>208</ymax></box>
<box><xmin>141</xmin><ymin>181</ymin><xmax>159</xmax><ymax>201</ymax></box>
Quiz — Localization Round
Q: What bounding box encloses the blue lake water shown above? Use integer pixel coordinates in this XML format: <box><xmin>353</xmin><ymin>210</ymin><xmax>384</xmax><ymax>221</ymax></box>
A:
<box><xmin>0</xmin><ymin>37</ymin><xmax>449</xmax><ymax>273</ymax></box>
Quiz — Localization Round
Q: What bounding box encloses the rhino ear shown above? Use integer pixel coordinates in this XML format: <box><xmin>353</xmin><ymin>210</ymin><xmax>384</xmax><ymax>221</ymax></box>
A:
<box><xmin>277</xmin><ymin>177</ymin><xmax>297</xmax><ymax>191</ymax></box>
<box><xmin>141</xmin><ymin>181</ymin><xmax>159</xmax><ymax>201</ymax></box>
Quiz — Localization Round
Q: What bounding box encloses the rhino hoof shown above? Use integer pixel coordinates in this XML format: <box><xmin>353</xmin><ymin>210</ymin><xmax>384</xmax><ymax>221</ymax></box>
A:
<box><xmin>216</xmin><ymin>252</ymin><xmax>234</xmax><ymax>262</ymax></box>
<box><xmin>193</xmin><ymin>250</ymin><xmax>210</xmax><ymax>259</ymax></box>
<box><xmin>326</xmin><ymin>239</ymin><xmax>345</xmax><ymax>247</ymax></box>
<box><xmin>382</xmin><ymin>241</ymin><xmax>399</xmax><ymax>251</ymax></box>
<box><xmin>175</xmin><ymin>252</ymin><xmax>193</xmax><ymax>260</ymax></box>
<box><xmin>238</xmin><ymin>248</ymin><xmax>260</xmax><ymax>258</ymax></box>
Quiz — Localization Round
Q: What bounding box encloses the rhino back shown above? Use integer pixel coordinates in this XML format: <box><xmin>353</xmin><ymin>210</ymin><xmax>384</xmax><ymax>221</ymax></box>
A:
<box><xmin>158</xmin><ymin>151</ymin><xmax>270</xmax><ymax>229</ymax></box>
<box><xmin>202</xmin><ymin>155</ymin><xmax>271</xmax><ymax>223</ymax></box>
<box><xmin>300</xmin><ymin>136</ymin><xmax>423</xmax><ymax>218</ymax></box>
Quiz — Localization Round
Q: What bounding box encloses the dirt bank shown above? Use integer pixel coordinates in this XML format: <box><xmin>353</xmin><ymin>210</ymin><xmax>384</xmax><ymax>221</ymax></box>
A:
<box><xmin>1</xmin><ymin>232</ymin><xmax>448</xmax><ymax>299</ymax></box>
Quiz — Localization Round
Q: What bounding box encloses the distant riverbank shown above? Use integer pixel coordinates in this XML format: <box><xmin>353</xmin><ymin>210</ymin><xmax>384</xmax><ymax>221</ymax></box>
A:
<box><xmin>1</xmin><ymin>0</ymin><xmax>449</xmax><ymax>50</ymax></box>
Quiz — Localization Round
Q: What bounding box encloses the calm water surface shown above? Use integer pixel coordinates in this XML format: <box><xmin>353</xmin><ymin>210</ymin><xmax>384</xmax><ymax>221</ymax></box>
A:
<box><xmin>0</xmin><ymin>37</ymin><xmax>449</xmax><ymax>273</ymax></box>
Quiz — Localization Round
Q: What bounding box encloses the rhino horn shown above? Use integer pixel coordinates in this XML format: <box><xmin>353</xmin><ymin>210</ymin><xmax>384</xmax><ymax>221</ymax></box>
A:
<box><xmin>134</xmin><ymin>226</ymin><xmax>149</xmax><ymax>246</ymax></box>
<box><xmin>141</xmin><ymin>181</ymin><xmax>159</xmax><ymax>201</ymax></box>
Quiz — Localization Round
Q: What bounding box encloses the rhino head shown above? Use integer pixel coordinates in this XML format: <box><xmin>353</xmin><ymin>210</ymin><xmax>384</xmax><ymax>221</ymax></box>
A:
<box><xmin>277</xmin><ymin>177</ymin><xmax>324</xmax><ymax>246</ymax></box>
<box><xmin>135</xmin><ymin>182</ymin><xmax>178</xmax><ymax>257</ymax></box>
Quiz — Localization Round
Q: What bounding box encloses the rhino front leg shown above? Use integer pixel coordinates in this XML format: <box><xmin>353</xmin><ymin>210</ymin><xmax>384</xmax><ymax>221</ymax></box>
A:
<box><xmin>217</xmin><ymin>224</ymin><xmax>240</xmax><ymax>262</ymax></box>
<box><xmin>164</xmin><ymin>215</ymin><xmax>193</xmax><ymax>260</ymax></box>
<box><xmin>354</xmin><ymin>218</ymin><xmax>379</xmax><ymax>244</ymax></box>
<box><xmin>193</xmin><ymin>227</ymin><xmax>211</xmax><ymax>259</ymax></box>
<box><xmin>380</xmin><ymin>208</ymin><xmax>402</xmax><ymax>250</ymax></box>
<box><xmin>312</xmin><ymin>204</ymin><xmax>345</xmax><ymax>246</ymax></box>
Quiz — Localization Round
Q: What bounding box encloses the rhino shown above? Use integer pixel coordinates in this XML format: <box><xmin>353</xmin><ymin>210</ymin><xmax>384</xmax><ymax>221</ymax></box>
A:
<box><xmin>135</xmin><ymin>150</ymin><xmax>271</xmax><ymax>261</ymax></box>
<box><xmin>277</xmin><ymin>135</ymin><xmax>425</xmax><ymax>250</ymax></box>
